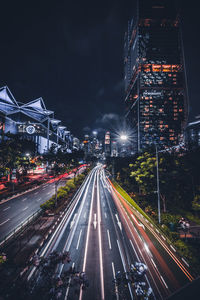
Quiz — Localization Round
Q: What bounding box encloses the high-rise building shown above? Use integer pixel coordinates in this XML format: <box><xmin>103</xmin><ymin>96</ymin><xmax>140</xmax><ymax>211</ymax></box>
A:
<box><xmin>124</xmin><ymin>0</ymin><xmax>188</xmax><ymax>151</ymax></box>
<box><xmin>104</xmin><ymin>131</ymin><xmax>111</xmax><ymax>157</ymax></box>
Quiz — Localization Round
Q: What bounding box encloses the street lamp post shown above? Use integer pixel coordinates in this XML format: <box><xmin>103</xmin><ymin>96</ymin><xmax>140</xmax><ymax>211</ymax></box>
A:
<box><xmin>47</xmin><ymin>116</ymin><xmax>50</xmax><ymax>152</ymax></box>
<box><xmin>155</xmin><ymin>145</ymin><xmax>161</xmax><ymax>224</ymax></box>
<box><xmin>55</xmin><ymin>175</ymin><xmax>65</xmax><ymax>207</ymax></box>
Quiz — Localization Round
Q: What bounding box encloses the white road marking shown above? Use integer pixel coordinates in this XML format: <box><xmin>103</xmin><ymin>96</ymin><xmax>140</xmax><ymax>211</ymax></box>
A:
<box><xmin>22</xmin><ymin>198</ymin><xmax>27</xmax><ymax>201</ymax></box>
<box><xmin>97</xmin><ymin>172</ymin><xmax>105</xmax><ymax>300</ymax></box>
<box><xmin>181</xmin><ymin>257</ymin><xmax>189</xmax><ymax>267</ymax></box>
<box><xmin>93</xmin><ymin>213</ymin><xmax>97</xmax><ymax>229</ymax></box>
<box><xmin>27</xmin><ymin>169</ymin><xmax>96</xmax><ymax>282</ymax></box>
<box><xmin>131</xmin><ymin>214</ymin><xmax>145</xmax><ymax>230</ymax></box>
<box><xmin>107</xmin><ymin>229</ymin><xmax>112</xmax><ymax>250</ymax></box>
<box><xmin>79</xmin><ymin>171</ymin><xmax>97</xmax><ymax>300</ymax></box>
<box><xmin>111</xmin><ymin>262</ymin><xmax>119</xmax><ymax>300</ymax></box>
<box><xmin>104</xmin><ymin>212</ymin><xmax>107</xmax><ymax>218</ymax></box>
<box><xmin>115</xmin><ymin>214</ymin><xmax>122</xmax><ymax>231</ymax></box>
<box><xmin>117</xmin><ymin>240</ymin><xmax>133</xmax><ymax>300</ymax></box>
<box><xmin>64</xmin><ymin>262</ymin><xmax>75</xmax><ymax>300</ymax></box>
<box><xmin>84</xmin><ymin>212</ymin><xmax>86</xmax><ymax>218</ymax></box>
<box><xmin>22</xmin><ymin>206</ymin><xmax>28</xmax><ymax>211</ymax></box>
<box><xmin>170</xmin><ymin>245</ymin><xmax>176</xmax><ymax>252</ymax></box>
<box><xmin>70</xmin><ymin>213</ymin><xmax>77</xmax><ymax>229</ymax></box>
<box><xmin>160</xmin><ymin>276</ymin><xmax>168</xmax><ymax>289</ymax></box>
<box><xmin>151</xmin><ymin>258</ymin><xmax>158</xmax><ymax>269</ymax></box>
<box><xmin>36</xmin><ymin>198</ymin><xmax>42</xmax><ymax>202</ymax></box>
<box><xmin>3</xmin><ymin>206</ymin><xmax>10</xmax><ymax>211</ymax></box>
<box><xmin>76</xmin><ymin>229</ymin><xmax>82</xmax><ymax>250</ymax></box>
<box><xmin>0</xmin><ymin>219</ymin><xmax>10</xmax><ymax>226</ymax></box>
<box><xmin>34</xmin><ymin>192</ymin><xmax>38</xmax><ymax>195</ymax></box>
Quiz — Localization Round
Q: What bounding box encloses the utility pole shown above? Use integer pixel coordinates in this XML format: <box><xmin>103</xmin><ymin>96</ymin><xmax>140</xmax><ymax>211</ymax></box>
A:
<box><xmin>55</xmin><ymin>175</ymin><xmax>65</xmax><ymax>207</ymax></box>
<box><xmin>156</xmin><ymin>145</ymin><xmax>161</xmax><ymax>224</ymax></box>
<box><xmin>47</xmin><ymin>116</ymin><xmax>50</xmax><ymax>152</ymax></box>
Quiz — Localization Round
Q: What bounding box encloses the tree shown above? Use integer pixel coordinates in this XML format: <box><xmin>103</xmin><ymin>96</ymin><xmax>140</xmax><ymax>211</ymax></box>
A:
<box><xmin>192</xmin><ymin>195</ymin><xmax>200</xmax><ymax>212</ymax></box>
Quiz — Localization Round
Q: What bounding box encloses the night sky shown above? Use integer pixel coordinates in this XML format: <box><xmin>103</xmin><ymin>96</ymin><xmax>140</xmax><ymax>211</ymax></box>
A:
<box><xmin>0</xmin><ymin>0</ymin><xmax>199</xmax><ymax>138</ymax></box>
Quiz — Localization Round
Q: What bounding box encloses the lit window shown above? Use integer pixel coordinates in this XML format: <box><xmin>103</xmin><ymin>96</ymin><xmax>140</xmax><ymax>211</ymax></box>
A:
<box><xmin>152</xmin><ymin>64</ymin><xmax>161</xmax><ymax>72</ymax></box>
<box><xmin>162</xmin><ymin>65</ymin><xmax>171</xmax><ymax>72</ymax></box>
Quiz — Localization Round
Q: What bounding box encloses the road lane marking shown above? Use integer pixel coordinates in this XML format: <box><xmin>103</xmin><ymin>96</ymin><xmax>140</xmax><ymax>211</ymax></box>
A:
<box><xmin>97</xmin><ymin>171</ymin><xmax>105</xmax><ymax>300</ymax></box>
<box><xmin>129</xmin><ymin>240</ymin><xmax>156</xmax><ymax>300</ymax></box>
<box><xmin>131</xmin><ymin>214</ymin><xmax>145</xmax><ymax>230</ymax></box>
<box><xmin>107</xmin><ymin>229</ymin><xmax>112</xmax><ymax>250</ymax></box>
<box><xmin>117</xmin><ymin>240</ymin><xmax>133</xmax><ymax>300</ymax></box>
<box><xmin>170</xmin><ymin>245</ymin><xmax>176</xmax><ymax>252</ymax></box>
<box><xmin>22</xmin><ymin>198</ymin><xmax>27</xmax><ymax>201</ymax></box>
<box><xmin>79</xmin><ymin>171</ymin><xmax>97</xmax><ymax>300</ymax></box>
<box><xmin>27</xmin><ymin>169</ymin><xmax>97</xmax><ymax>282</ymax></box>
<box><xmin>0</xmin><ymin>219</ymin><xmax>10</xmax><ymax>226</ymax></box>
<box><xmin>109</xmin><ymin>180</ymin><xmax>195</xmax><ymax>283</ymax></box>
<box><xmin>181</xmin><ymin>258</ymin><xmax>189</xmax><ymax>267</ymax></box>
<box><xmin>22</xmin><ymin>206</ymin><xmax>28</xmax><ymax>211</ymax></box>
<box><xmin>36</xmin><ymin>198</ymin><xmax>42</xmax><ymax>202</ymax></box>
<box><xmin>160</xmin><ymin>276</ymin><xmax>168</xmax><ymax>289</ymax></box>
<box><xmin>115</xmin><ymin>214</ymin><xmax>122</xmax><ymax>231</ymax></box>
<box><xmin>151</xmin><ymin>258</ymin><xmax>158</xmax><ymax>270</ymax></box>
<box><xmin>93</xmin><ymin>213</ymin><xmax>97</xmax><ymax>229</ymax></box>
<box><xmin>104</xmin><ymin>212</ymin><xmax>107</xmax><ymax>218</ymax></box>
<box><xmin>70</xmin><ymin>213</ymin><xmax>77</xmax><ymax>229</ymax></box>
<box><xmin>34</xmin><ymin>192</ymin><xmax>38</xmax><ymax>195</ymax></box>
<box><xmin>111</xmin><ymin>262</ymin><xmax>119</xmax><ymax>300</ymax></box>
<box><xmin>84</xmin><ymin>212</ymin><xmax>86</xmax><ymax>218</ymax></box>
<box><xmin>76</xmin><ymin>230</ymin><xmax>82</xmax><ymax>250</ymax></box>
<box><xmin>64</xmin><ymin>262</ymin><xmax>75</xmax><ymax>300</ymax></box>
<box><xmin>161</xmin><ymin>235</ymin><xmax>166</xmax><ymax>241</ymax></box>
<box><xmin>3</xmin><ymin>206</ymin><xmax>10</xmax><ymax>211</ymax></box>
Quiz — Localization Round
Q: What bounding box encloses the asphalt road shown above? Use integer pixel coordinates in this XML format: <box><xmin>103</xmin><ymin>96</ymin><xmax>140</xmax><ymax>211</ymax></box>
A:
<box><xmin>26</xmin><ymin>165</ymin><xmax>195</xmax><ymax>300</ymax></box>
<box><xmin>0</xmin><ymin>171</ymin><xmax>81</xmax><ymax>241</ymax></box>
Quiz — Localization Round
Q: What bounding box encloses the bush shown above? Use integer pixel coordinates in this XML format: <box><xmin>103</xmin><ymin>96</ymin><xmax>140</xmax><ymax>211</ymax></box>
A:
<box><xmin>75</xmin><ymin>173</ymin><xmax>85</xmax><ymax>184</ymax></box>
<box><xmin>40</xmin><ymin>197</ymin><xmax>55</xmax><ymax>210</ymax></box>
<box><xmin>40</xmin><ymin>171</ymin><xmax>87</xmax><ymax>211</ymax></box>
<box><xmin>66</xmin><ymin>179</ymin><xmax>76</xmax><ymax>190</ymax></box>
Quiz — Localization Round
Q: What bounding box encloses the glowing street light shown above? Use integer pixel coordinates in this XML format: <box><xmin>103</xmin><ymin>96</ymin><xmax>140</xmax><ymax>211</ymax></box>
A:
<box><xmin>120</xmin><ymin>134</ymin><xmax>128</xmax><ymax>141</ymax></box>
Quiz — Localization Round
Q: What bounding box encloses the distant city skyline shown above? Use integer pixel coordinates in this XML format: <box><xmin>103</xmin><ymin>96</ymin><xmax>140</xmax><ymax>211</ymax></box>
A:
<box><xmin>0</xmin><ymin>0</ymin><xmax>199</xmax><ymax>138</ymax></box>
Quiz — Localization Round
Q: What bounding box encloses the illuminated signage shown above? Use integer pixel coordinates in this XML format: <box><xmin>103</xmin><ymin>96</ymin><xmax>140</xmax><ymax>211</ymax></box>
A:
<box><xmin>143</xmin><ymin>91</ymin><xmax>162</xmax><ymax>96</ymax></box>
<box><xmin>26</xmin><ymin>125</ymin><xmax>36</xmax><ymax>134</ymax></box>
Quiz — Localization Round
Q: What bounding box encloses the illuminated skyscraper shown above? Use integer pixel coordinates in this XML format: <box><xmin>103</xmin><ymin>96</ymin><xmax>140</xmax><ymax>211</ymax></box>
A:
<box><xmin>124</xmin><ymin>0</ymin><xmax>188</xmax><ymax>151</ymax></box>
<box><xmin>104</xmin><ymin>131</ymin><xmax>111</xmax><ymax>157</ymax></box>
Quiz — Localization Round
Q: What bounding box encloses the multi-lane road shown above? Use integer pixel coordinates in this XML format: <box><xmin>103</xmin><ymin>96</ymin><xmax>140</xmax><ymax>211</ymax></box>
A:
<box><xmin>0</xmin><ymin>170</ymin><xmax>82</xmax><ymax>241</ymax></box>
<box><xmin>26</xmin><ymin>165</ymin><xmax>194</xmax><ymax>300</ymax></box>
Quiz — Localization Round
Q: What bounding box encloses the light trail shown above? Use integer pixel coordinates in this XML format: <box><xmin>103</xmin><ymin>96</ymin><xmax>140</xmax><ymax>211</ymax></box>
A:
<box><xmin>27</xmin><ymin>168</ymin><xmax>95</xmax><ymax>281</ymax></box>
<box><xmin>109</xmin><ymin>179</ymin><xmax>194</xmax><ymax>282</ymax></box>
<box><xmin>79</xmin><ymin>170</ymin><xmax>97</xmax><ymax>300</ymax></box>
<box><xmin>97</xmin><ymin>170</ymin><xmax>105</xmax><ymax>300</ymax></box>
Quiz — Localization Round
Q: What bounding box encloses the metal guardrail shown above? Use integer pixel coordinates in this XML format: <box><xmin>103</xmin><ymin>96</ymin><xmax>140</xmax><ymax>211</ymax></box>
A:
<box><xmin>0</xmin><ymin>209</ymin><xmax>42</xmax><ymax>248</ymax></box>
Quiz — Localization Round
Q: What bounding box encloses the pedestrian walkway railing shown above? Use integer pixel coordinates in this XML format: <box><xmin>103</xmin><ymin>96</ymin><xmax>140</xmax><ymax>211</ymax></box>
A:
<box><xmin>0</xmin><ymin>209</ymin><xmax>42</xmax><ymax>248</ymax></box>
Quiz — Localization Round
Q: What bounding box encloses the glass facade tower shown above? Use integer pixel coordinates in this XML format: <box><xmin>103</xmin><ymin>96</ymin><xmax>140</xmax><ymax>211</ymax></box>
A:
<box><xmin>124</xmin><ymin>0</ymin><xmax>188</xmax><ymax>151</ymax></box>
